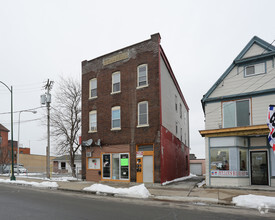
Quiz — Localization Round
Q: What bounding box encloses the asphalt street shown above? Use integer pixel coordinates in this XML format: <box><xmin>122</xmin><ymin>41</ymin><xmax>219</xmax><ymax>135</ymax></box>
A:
<box><xmin>0</xmin><ymin>184</ymin><xmax>274</xmax><ymax>220</ymax></box>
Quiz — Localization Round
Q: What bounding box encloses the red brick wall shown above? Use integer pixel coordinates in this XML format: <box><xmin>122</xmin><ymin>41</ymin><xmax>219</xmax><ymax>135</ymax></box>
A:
<box><xmin>81</xmin><ymin>35</ymin><xmax>161</xmax><ymax>182</ymax></box>
<box><xmin>0</xmin><ymin>130</ymin><xmax>9</xmax><ymax>148</ymax></box>
<box><xmin>160</xmin><ymin>125</ymin><xmax>190</xmax><ymax>183</ymax></box>
<box><xmin>19</xmin><ymin>148</ymin><xmax>30</xmax><ymax>154</ymax></box>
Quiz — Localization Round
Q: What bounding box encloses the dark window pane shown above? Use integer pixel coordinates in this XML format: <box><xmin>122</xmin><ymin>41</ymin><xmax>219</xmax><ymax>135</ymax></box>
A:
<box><xmin>112</xmin><ymin>119</ymin><xmax>120</xmax><ymax>128</ymax></box>
<box><xmin>139</xmin><ymin>114</ymin><xmax>147</xmax><ymax>124</ymax></box>
<box><xmin>246</xmin><ymin>66</ymin><xmax>255</xmax><ymax>76</ymax></box>
<box><xmin>91</xmin><ymin>89</ymin><xmax>97</xmax><ymax>97</ymax></box>
<box><xmin>103</xmin><ymin>154</ymin><xmax>110</xmax><ymax>178</ymax></box>
<box><xmin>138</xmin><ymin>145</ymin><xmax>153</xmax><ymax>151</ymax></box>
<box><xmin>113</xmin><ymin>83</ymin><xmax>120</xmax><ymax>92</ymax></box>
<box><xmin>237</xmin><ymin>100</ymin><xmax>249</xmax><ymax>126</ymax></box>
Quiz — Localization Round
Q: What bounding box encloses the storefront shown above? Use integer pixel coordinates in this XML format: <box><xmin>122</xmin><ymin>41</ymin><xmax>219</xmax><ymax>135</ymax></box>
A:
<box><xmin>101</xmin><ymin>153</ymin><xmax>129</xmax><ymax>181</ymax></box>
<box><xmin>207</xmin><ymin>135</ymin><xmax>275</xmax><ymax>186</ymax></box>
<box><xmin>86</xmin><ymin>144</ymin><xmax>130</xmax><ymax>182</ymax></box>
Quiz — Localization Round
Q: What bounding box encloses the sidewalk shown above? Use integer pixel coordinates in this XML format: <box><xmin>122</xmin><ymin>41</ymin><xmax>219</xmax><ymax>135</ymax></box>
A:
<box><xmin>1</xmin><ymin>175</ymin><xmax>275</xmax><ymax>207</ymax></box>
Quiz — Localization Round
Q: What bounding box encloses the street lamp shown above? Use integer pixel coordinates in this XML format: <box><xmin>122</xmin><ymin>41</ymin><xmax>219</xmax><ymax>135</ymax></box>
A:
<box><xmin>17</xmin><ymin>110</ymin><xmax>37</xmax><ymax>175</ymax></box>
<box><xmin>0</xmin><ymin>81</ymin><xmax>15</xmax><ymax>181</ymax></box>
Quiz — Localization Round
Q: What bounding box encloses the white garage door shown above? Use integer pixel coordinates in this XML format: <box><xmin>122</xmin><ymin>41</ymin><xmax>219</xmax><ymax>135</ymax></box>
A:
<box><xmin>190</xmin><ymin>163</ymin><xmax>202</xmax><ymax>175</ymax></box>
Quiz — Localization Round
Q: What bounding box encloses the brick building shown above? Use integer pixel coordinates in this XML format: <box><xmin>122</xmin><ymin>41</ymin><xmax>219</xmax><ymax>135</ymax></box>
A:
<box><xmin>0</xmin><ymin>124</ymin><xmax>31</xmax><ymax>166</ymax></box>
<box><xmin>81</xmin><ymin>33</ymin><xmax>190</xmax><ymax>183</ymax></box>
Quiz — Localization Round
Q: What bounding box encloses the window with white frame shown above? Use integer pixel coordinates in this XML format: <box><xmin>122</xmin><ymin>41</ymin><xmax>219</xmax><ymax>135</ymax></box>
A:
<box><xmin>175</xmin><ymin>121</ymin><xmax>178</xmax><ymax>135</ymax></box>
<box><xmin>138</xmin><ymin>101</ymin><xmax>148</xmax><ymax>126</ymax></box>
<box><xmin>223</xmin><ymin>99</ymin><xmax>250</xmax><ymax>128</ymax></box>
<box><xmin>244</xmin><ymin>62</ymin><xmax>265</xmax><ymax>77</ymax></box>
<box><xmin>112</xmin><ymin>72</ymin><xmax>120</xmax><ymax>93</ymax></box>
<box><xmin>89</xmin><ymin>78</ymin><xmax>97</xmax><ymax>98</ymax></box>
<box><xmin>137</xmin><ymin>64</ymin><xmax>148</xmax><ymax>87</ymax></box>
<box><xmin>111</xmin><ymin>106</ymin><xmax>121</xmax><ymax>129</ymax></box>
<box><xmin>88</xmin><ymin>158</ymin><xmax>100</xmax><ymax>169</ymax></box>
<box><xmin>89</xmin><ymin>110</ymin><xmax>97</xmax><ymax>132</ymax></box>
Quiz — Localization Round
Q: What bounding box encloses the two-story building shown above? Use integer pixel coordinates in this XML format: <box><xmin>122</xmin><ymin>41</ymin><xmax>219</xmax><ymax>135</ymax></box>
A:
<box><xmin>200</xmin><ymin>36</ymin><xmax>275</xmax><ymax>187</ymax></box>
<box><xmin>81</xmin><ymin>33</ymin><xmax>190</xmax><ymax>183</ymax></box>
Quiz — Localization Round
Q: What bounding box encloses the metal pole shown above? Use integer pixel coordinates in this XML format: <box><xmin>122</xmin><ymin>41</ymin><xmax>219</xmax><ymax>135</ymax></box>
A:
<box><xmin>0</xmin><ymin>81</ymin><xmax>15</xmax><ymax>181</ymax></box>
<box><xmin>17</xmin><ymin>110</ymin><xmax>36</xmax><ymax>175</ymax></box>
<box><xmin>46</xmin><ymin>87</ymin><xmax>50</xmax><ymax>179</ymax></box>
<box><xmin>17</xmin><ymin>111</ymin><xmax>21</xmax><ymax>175</ymax></box>
<box><xmin>10</xmin><ymin>86</ymin><xmax>15</xmax><ymax>180</ymax></box>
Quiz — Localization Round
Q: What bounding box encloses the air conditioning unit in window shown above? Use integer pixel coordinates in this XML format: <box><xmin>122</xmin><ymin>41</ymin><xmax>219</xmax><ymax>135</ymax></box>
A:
<box><xmin>86</xmin><ymin>152</ymin><xmax>92</xmax><ymax>157</ymax></box>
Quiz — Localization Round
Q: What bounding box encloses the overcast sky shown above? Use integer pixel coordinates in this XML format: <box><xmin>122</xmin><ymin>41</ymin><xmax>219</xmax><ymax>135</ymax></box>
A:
<box><xmin>0</xmin><ymin>0</ymin><xmax>275</xmax><ymax>158</ymax></box>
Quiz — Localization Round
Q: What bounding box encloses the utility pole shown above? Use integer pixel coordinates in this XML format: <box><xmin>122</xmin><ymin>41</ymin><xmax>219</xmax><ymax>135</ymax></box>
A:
<box><xmin>41</xmin><ymin>79</ymin><xmax>53</xmax><ymax>179</ymax></box>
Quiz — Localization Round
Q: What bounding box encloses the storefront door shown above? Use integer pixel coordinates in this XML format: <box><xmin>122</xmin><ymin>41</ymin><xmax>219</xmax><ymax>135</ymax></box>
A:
<box><xmin>143</xmin><ymin>155</ymin><xmax>153</xmax><ymax>183</ymax></box>
<box><xmin>250</xmin><ymin>151</ymin><xmax>268</xmax><ymax>185</ymax></box>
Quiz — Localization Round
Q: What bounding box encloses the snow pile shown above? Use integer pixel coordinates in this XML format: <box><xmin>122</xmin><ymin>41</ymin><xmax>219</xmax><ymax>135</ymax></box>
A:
<box><xmin>0</xmin><ymin>178</ymin><xmax>58</xmax><ymax>188</ymax></box>
<box><xmin>50</xmin><ymin>176</ymin><xmax>78</xmax><ymax>182</ymax></box>
<box><xmin>162</xmin><ymin>174</ymin><xmax>197</xmax><ymax>185</ymax></box>
<box><xmin>83</xmin><ymin>183</ymin><xmax>151</xmax><ymax>198</ymax></box>
<box><xmin>232</xmin><ymin>194</ymin><xmax>275</xmax><ymax>214</ymax></box>
<box><xmin>197</xmin><ymin>180</ymin><xmax>206</xmax><ymax>188</ymax></box>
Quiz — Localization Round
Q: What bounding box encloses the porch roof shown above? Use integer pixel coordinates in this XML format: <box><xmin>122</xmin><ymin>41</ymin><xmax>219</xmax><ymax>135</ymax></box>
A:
<box><xmin>199</xmin><ymin>124</ymin><xmax>269</xmax><ymax>138</ymax></box>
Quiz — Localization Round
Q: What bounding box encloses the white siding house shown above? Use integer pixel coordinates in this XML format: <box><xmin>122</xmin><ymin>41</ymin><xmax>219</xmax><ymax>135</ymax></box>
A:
<box><xmin>200</xmin><ymin>36</ymin><xmax>275</xmax><ymax>187</ymax></box>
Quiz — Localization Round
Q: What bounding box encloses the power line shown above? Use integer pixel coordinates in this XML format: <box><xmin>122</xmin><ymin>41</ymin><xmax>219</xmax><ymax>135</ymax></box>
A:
<box><xmin>204</xmin><ymin>62</ymin><xmax>275</xmax><ymax>116</ymax></box>
<box><xmin>261</xmin><ymin>39</ymin><xmax>275</xmax><ymax>55</ymax></box>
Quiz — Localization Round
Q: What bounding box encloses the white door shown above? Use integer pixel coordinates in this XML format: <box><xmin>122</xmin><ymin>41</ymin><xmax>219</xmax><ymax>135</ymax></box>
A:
<box><xmin>143</xmin><ymin>156</ymin><xmax>153</xmax><ymax>183</ymax></box>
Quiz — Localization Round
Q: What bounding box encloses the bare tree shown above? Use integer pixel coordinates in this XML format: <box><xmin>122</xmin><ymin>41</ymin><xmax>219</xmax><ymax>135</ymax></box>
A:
<box><xmin>50</xmin><ymin>76</ymin><xmax>81</xmax><ymax>177</ymax></box>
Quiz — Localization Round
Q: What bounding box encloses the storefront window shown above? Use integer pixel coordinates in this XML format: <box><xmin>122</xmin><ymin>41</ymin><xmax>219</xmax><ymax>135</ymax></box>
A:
<box><xmin>102</xmin><ymin>153</ymin><xmax>129</xmax><ymax>180</ymax></box>
<box><xmin>120</xmin><ymin>154</ymin><xmax>129</xmax><ymax>179</ymax></box>
<box><xmin>103</xmin><ymin>154</ymin><xmax>111</xmax><ymax>178</ymax></box>
<box><xmin>210</xmin><ymin>148</ymin><xmax>229</xmax><ymax>170</ymax></box>
<box><xmin>88</xmin><ymin>158</ymin><xmax>100</xmax><ymax>169</ymax></box>
<box><xmin>112</xmin><ymin>154</ymin><xmax>119</xmax><ymax>180</ymax></box>
<box><xmin>239</xmin><ymin>149</ymin><xmax>247</xmax><ymax>171</ymax></box>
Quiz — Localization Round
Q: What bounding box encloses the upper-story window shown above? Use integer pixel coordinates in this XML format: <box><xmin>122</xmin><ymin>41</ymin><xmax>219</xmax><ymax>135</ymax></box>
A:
<box><xmin>89</xmin><ymin>110</ymin><xmax>97</xmax><ymax>132</ymax></box>
<box><xmin>223</xmin><ymin>99</ymin><xmax>250</xmax><ymax>128</ymax></box>
<box><xmin>137</xmin><ymin>64</ymin><xmax>148</xmax><ymax>88</ymax></box>
<box><xmin>180</xmin><ymin>103</ymin><xmax>182</xmax><ymax>118</ymax></box>
<box><xmin>138</xmin><ymin>101</ymin><xmax>148</xmax><ymax>127</ymax></box>
<box><xmin>244</xmin><ymin>62</ymin><xmax>265</xmax><ymax>77</ymax></box>
<box><xmin>112</xmin><ymin>72</ymin><xmax>121</xmax><ymax>93</ymax></box>
<box><xmin>111</xmin><ymin>106</ymin><xmax>121</xmax><ymax>130</ymax></box>
<box><xmin>175</xmin><ymin>95</ymin><xmax>178</xmax><ymax>112</ymax></box>
<box><xmin>89</xmin><ymin>78</ymin><xmax>97</xmax><ymax>99</ymax></box>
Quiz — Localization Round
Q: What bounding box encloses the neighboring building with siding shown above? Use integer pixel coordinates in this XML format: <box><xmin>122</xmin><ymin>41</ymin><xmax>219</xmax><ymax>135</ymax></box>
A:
<box><xmin>53</xmin><ymin>155</ymin><xmax>81</xmax><ymax>175</ymax></box>
<box><xmin>200</xmin><ymin>36</ymin><xmax>275</xmax><ymax>187</ymax></box>
<box><xmin>190</xmin><ymin>154</ymin><xmax>205</xmax><ymax>176</ymax></box>
<box><xmin>81</xmin><ymin>33</ymin><xmax>190</xmax><ymax>184</ymax></box>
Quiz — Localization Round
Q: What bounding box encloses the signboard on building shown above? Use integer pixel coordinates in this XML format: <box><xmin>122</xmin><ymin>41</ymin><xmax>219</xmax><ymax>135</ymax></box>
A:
<box><xmin>211</xmin><ymin>170</ymin><xmax>248</xmax><ymax>177</ymax></box>
<box><xmin>136</xmin><ymin>151</ymin><xmax>143</xmax><ymax>158</ymax></box>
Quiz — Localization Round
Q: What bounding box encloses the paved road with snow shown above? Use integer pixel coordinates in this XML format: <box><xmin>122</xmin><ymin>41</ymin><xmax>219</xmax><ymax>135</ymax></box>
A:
<box><xmin>0</xmin><ymin>184</ymin><xmax>274</xmax><ymax>219</ymax></box>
